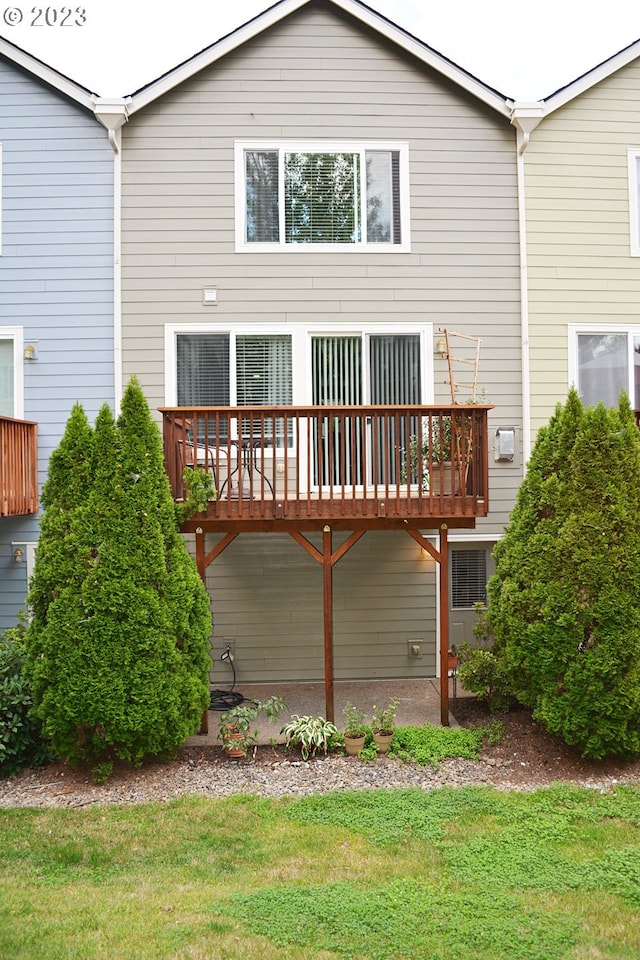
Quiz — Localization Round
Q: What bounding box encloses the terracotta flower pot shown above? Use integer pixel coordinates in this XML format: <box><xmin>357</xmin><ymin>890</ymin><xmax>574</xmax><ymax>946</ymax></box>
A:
<box><xmin>222</xmin><ymin>726</ymin><xmax>246</xmax><ymax>758</ymax></box>
<box><xmin>343</xmin><ymin>733</ymin><xmax>366</xmax><ymax>756</ymax></box>
<box><xmin>372</xmin><ymin>731</ymin><xmax>394</xmax><ymax>754</ymax></box>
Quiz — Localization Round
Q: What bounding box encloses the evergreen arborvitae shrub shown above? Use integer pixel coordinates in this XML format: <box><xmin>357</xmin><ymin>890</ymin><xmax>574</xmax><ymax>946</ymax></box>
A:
<box><xmin>26</xmin><ymin>380</ymin><xmax>212</xmax><ymax>770</ymax></box>
<box><xmin>486</xmin><ymin>389</ymin><xmax>640</xmax><ymax>759</ymax></box>
<box><xmin>25</xmin><ymin>403</ymin><xmax>94</xmax><ymax>728</ymax></box>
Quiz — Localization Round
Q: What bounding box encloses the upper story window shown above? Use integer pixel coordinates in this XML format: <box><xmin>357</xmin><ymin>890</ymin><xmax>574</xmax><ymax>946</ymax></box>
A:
<box><xmin>628</xmin><ymin>149</ymin><xmax>640</xmax><ymax>256</ymax></box>
<box><xmin>235</xmin><ymin>141</ymin><xmax>410</xmax><ymax>252</ymax></box>
<box><xmin>569</xmin><ymin>326</ymin><xmax>640</xmax><ymax>408</ymax></box>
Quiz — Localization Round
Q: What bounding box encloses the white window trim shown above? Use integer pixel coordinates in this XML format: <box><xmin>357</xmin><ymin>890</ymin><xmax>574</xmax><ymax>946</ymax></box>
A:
<box><xmin>627</xmin><ymin>149</ymin><xmax>640</xmax><ymax>257</ymax></box>
<box><xmin>0</xmin><ymin>143</ymin><xmax>3</xmax><ymax>255</ymax></box>
<box><xmin>568</xmin><ymin>322</ymin><xmax>640</xmax><ymax>401</ymax></box>
<box><xmin>165</xmin><ymin>322</ymin><xmax>433</xmax><ymax>406</ymax></box>
<box><xmin>234</xmin><ymin>140</ymin><xmax>411</xmax><ymax>254</ymax></box>
<box><xmin>0</xmin><ymin>326</ymin><xmax>24</xmax><ymax>418</ymax></box>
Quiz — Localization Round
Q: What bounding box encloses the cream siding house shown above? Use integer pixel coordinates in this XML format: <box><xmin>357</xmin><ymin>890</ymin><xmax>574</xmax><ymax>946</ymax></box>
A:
<box><xmin>117</xmin><ymin>0</ymin><xmax>523</xmax><ymax>693</ymax></box>
<box><xmin>513</xmin><ymin>40</ymin><xmax>640</xmax><ymax>443</ymax></box>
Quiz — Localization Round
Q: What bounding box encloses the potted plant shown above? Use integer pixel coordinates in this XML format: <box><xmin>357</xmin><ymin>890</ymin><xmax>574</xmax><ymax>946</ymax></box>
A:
<box><xmin>404</xmin><ymin>415</ymin><xmax>454</xmax><ymax>493</ymax></box>
<box><xmin>370</xmin><ymin>697</ymin><xmax>399</xmax><ymax>754</ymax></box>
<box><xmin>217</xmin><ymin>695</ymin><xmax>287</xmax><ymax>758</ymax></box>
<box><xmin>342</xmin><ymin>702</ymin><xmax>367</xmax><ymax>756</ymax></box>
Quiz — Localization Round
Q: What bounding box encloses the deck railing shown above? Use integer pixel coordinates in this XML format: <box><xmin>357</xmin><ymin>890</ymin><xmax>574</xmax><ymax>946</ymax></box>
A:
<box><xmin>160</xmin><ymin>405</ymin><xmax>491</xmax><ymax>526</ymax></box>
<box><xmin>0</xmin><ymin>416</ymin><xmax>38</xmax><ymax>517</ymax></box>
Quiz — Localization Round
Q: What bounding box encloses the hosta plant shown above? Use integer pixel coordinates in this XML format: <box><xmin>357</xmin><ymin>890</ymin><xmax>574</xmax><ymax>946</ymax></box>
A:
<box><xmin>280</xmin><ymin>715</ymin><xmax>339</xmax><ymax>760</ymax></box>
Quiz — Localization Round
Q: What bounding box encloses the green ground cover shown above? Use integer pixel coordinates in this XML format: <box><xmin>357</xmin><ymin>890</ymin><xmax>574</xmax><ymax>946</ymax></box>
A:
<box><xmin>1</xmin><ymin>784</ymin><xmax>639</xmax><ymax>959</ymax></box>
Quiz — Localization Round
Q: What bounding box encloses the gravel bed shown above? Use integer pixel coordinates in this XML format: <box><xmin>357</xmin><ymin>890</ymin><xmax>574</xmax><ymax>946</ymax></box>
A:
<box><xmin>2</xmin><ymin>750</ymin><xmax>638</xmax><ymax>809</ymax></box>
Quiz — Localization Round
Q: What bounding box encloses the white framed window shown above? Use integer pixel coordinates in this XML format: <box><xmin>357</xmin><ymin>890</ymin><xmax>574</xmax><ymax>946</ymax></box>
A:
<box><xmin>234</xmin><ymin>141</ymin><xmax>411</xmax><ymax>253</ymax></box>
<box><xmin>568</xmin><ymin>324</ymin><xmax>640</xmax><ymax>409</ymax></box>
<box><xmin>0</xmin><ymin>326</ymin><xmax>24</xmax><ymax>418</ymax></box>
<box><xmin>166</xmin><ymin>322</ymin><xmax>432</xmax><ymax>486</ymax></box>
<box><xmin>628</xmin><ymin>149</ymin><xmax>640</xmax><ymax>256</ymax></box>
<box><xmin>0</xmin><ymin>143</ymin><xmax>3</xmax><ymax>255</ymax></box>
<box><xmin>166</xmin><ymin>323</ymin><xmax>432</xmax><ymax>408</ymax></box>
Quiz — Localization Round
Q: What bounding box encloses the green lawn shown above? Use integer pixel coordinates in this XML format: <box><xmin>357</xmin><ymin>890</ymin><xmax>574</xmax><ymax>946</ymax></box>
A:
<box><xmin>1</xmin><ymin>784</ymin><xmax>640</xmax><ymax>959</ymax></box>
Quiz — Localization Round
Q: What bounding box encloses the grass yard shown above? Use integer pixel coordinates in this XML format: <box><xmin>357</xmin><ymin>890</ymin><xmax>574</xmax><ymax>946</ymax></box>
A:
<box><xmin>1</xmin><ymin>783</ymin><xmax>640</xmax><ymax>959</ymax></box>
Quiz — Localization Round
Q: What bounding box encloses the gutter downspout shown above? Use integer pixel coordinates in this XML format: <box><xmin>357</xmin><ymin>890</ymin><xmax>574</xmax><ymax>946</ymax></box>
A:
<box><xmin>510</xmin><ymin>102</ymin><xmax>544</xmax><ymax>468</ymax></box>
<box><xmin>92</xmin><ymin>98</ymin><xmax>130</xmax><ymax>410</ymax></box>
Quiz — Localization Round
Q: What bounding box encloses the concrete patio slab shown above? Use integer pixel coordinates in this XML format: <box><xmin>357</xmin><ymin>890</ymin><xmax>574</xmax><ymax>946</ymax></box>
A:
<box><xmin>186</xmin><ymin>677</ymin><xmax>459</xmax><ymax>748</ymax></box>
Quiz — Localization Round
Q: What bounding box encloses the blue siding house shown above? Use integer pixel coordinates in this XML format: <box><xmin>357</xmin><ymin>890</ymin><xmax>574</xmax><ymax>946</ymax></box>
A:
<box><xmin>0</xmin><ymin>39</ymin><xmax>116</xmax><ymax>629</ymax></box>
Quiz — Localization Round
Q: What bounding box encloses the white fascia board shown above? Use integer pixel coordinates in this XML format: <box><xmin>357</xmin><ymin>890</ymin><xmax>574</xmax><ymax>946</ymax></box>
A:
<box><xmin>127</xmin><ymin>0</ymin><xmax>310</xmax><ymax>115</ymax></box>
<box><xmin>329</xmin><ymin>0</ymin><xmax>512</xmax><ymax>117</ymax></box>
<box><xmin>126</xmin><ymin>0</ymin><xmax>512</xmax><ymax>118</ymax></box>
<box><xmin>542</xmin><ymin>39</ymin><xmax>640</xmax><ymax>117</ymax></box>
<box><xmin>0</xmin><ymin>36</ymin><xmax>97</xmax><ymax>111</ymax></box>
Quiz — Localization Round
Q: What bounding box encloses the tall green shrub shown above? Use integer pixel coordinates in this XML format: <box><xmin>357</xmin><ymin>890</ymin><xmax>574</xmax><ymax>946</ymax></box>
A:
<box><xmin>27</xmin><ymin>403</ymin><xmax>94</xmax><ymax>635</ymax></box>
<box><xmin>486</xmin><ymin>389</ymin><xmax>640</xmax><ymax>758</ymax></box>
<box><xmin>25</xmin><ymin>380</ymin><xmax>212</xmax><ymax>769</ymax></box>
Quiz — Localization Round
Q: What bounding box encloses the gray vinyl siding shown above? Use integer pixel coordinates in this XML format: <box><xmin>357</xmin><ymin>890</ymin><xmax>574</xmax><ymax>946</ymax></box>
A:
<box><xmin>0</xmin><ymin>57</ymin><xmax>114</xmax><ymax>630</ymax></box>
<box><xmin>121</xmin><ymin>3</ymin><xmax>521</xmax><ymax>680</ymax></box>
<box><xmin>205</xmin><ymin>531</ymin><xmax>437</xmax><ymax>683</ymax></box>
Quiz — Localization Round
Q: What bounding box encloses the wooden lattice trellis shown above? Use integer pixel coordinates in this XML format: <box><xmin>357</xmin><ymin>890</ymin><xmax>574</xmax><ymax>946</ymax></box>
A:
<box><xmin>438</xmin><ymin>328</ymin><xmax>481</xmax><ymax>403</ymax></box>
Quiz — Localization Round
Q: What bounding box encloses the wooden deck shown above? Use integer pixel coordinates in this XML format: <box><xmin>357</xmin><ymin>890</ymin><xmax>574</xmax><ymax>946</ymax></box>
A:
<box><xmin>161</xmin><ymin>404</ymin><xmax>492</xmax><ymax>533</ymax></box>
<box><xmin>161</xmin><ymin>404</ymin><xmax>492</xmax><ymax>728</ymax></box>
<box><xmin>0</xmin><ymin>415</ymin><xmax>38</xmax><ymax>517</ymax></box>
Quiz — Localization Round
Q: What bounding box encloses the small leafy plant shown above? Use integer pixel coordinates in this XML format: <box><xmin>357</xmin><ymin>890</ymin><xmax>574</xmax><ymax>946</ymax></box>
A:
<box><xmin>0</xmin><ymin>622</ymin><xmax>52</xmax><ymax>776</ymax></box>
<box><xmin>280</xmin><ymin>715</ymin><xmax>339</xmax><ymax>760</ymax></box>
<box><xmin>342</xmin><ymin>702</ymin><xmax>367</xmax><ymax>738</ymax></box>
<box><xmin>218</xmin><ymin>695</ymin><xmax>287</xmax><ymax>757</ymax></box>
<box><xmin>371</xmin><ymin>697</ymin><xmax>400</xmax><ymax>735</ymax></box>
<box><xmin>176</xmin><ymin>465</ymin><xmax>217</xmax><ymax>524</ymax></box>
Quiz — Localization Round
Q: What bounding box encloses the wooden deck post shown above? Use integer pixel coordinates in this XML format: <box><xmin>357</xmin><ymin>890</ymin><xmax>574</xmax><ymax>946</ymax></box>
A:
<box><xmin>439</xmin><ymin>524</ymin><xmax>450</xmax><ymax>726</ymax></box>
<box><xmin>323</xmin><ymin>525</ymin><xmax>334</xmax><ymax>723</ymax></box>
<box><xmin>195</xmin><ymin>527</ymin><xmax>209</xmax><ymax>735</ymax></box>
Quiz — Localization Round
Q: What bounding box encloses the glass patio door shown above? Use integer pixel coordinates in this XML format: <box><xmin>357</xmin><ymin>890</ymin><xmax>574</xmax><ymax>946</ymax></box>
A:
<box><xmin>311</xmin><ymin>334</ymin><xmax>421</xmax><ymax>486</ymax></box>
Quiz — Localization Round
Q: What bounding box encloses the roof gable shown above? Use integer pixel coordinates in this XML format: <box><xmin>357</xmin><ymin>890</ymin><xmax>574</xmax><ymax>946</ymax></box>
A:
<box><xmin>542</xmin><ymin>37</ymin><xmax>640</xmax><ymax>116</ymax></box>
<box><xmin>125</xmin><ymin>0</ymin><xmax>512</xmax><ymax>117</ymax></box>
<box><xmin>0</xmin><ymin>34</ymin><xmax>97</xmax><ymax>110</ymax></box>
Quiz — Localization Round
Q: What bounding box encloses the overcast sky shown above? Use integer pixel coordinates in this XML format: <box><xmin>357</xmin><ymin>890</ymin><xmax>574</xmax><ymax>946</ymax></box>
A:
<box><xmin>1</xmin><ymin>0</ymin><xmax>639</xmax><ymax>100</ymax></box>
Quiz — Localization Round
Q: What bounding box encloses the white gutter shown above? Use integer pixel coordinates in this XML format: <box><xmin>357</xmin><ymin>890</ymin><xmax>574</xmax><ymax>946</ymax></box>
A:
<box><xmin>510</xmin><ymin>102</ymin><xmax>544</xmax><ymax>467</ymax></box>
<box><xmin>92</xmin><ymin>99</ymin><xmax>130</xmax><ymax>409</ymax></box>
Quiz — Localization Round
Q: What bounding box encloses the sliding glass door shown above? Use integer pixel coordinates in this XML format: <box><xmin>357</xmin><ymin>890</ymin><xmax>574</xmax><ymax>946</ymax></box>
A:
<box><xmin>312</xmin><ymin>334</ymin><xmax>421</xmax><ymax>486</ymax></box>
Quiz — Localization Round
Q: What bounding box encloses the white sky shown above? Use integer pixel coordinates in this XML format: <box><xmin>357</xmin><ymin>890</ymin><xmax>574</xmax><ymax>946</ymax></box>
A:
<box><xmin>1</xmin><ymin>0</ymin><xmax>639</xmax><ymax>100</ymax></box>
